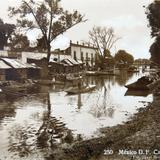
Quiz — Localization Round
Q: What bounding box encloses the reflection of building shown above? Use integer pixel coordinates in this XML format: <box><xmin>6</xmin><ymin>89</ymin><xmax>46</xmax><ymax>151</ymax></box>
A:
<box><xmin>65</xmin><ymin>41</ymin><xmax>98</xmax><ymax>67</ymax></box>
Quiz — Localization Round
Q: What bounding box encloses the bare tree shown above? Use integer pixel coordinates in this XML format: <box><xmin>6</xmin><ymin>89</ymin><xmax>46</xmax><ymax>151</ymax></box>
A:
<box><xmin>89</xmin><ymin>26</ymin><xmax>120</xmax><ymax>56</ymax></box>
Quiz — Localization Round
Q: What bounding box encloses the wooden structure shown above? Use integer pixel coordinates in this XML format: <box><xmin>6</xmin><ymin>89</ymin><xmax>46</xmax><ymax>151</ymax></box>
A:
<box><xmin>0</xmin><ymin>58</ymin><xmax>40</xmax><ymax>81</ymax></box>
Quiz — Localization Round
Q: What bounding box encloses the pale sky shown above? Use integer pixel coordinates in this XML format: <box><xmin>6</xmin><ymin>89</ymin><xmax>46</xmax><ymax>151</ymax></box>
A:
<box><xmin>0</xmin><ymin>0</ymin><xmax>153</xmax><ymax>59</ymax></box>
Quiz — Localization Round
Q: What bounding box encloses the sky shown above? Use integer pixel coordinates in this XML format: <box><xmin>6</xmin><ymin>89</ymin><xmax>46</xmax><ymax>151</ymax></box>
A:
<box><xmin>0</xmin><ymin>0</ymin><xmax>153</xmax><ymax>59</ymax></box>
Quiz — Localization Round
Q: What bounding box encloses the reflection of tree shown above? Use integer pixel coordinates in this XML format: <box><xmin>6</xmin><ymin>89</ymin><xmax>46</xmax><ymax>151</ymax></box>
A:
<box><xmin>90</xmin><ymin>87</ymin><xmax>115</xmax><ymax>118</ymax></box>
<box><xmin>36</xmin><ymin>92</ymin><xmax>74</xmax><ymax>149</ymax></box>
<box><xmin>115</xmin><ymin>71</ymin><xmax>134</xmax><ymax>86</ymax></box>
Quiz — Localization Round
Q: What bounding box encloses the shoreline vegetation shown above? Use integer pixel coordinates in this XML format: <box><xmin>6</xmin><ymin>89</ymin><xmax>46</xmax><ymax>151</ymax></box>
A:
<box><xmin>47</xmin><ymin>80</ymin><xmax>160</xmax><ymax>160</ymax></box>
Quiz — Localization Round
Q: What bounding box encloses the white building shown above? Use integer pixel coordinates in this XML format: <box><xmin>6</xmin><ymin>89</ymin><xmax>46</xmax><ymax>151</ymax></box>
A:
<box><xmin>65</xmin><ymin>41</ymin><xmax>98</xmax><ymax>66</ymax></box>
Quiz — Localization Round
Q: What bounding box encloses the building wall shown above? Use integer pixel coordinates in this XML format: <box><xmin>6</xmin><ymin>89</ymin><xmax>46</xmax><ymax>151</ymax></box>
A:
<box><xmin>70</xmin><ymin>44</ymin><xmax>97</xmax><ymax>66</ymax></box>
<box><xmin>0</xmin><ymin>70</ymin><xmax>6</xmax><ymax>81</ymax></box>
<box><xmin>0</xmin><ymin>51</ymin><xmax>8</xmax><ymax>57</ymax></box>
<box><xmin>5</xmin><ymin>69</ymin><xmax>27</xmax><ymax>81</ymax></box>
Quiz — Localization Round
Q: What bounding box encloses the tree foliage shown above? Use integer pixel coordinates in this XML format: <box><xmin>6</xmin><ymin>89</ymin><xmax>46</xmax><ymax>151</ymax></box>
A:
<box><xmin>114</xmin><ymin>50</ymin><xmax>134</xmax><ymax>65</ymax></box>
<box><xmin>8</xmin><ymin>33</ymin><xmax>30</xmax><ymax>52</ymax></box>
<box><xmin>9</xmin><ymin>0</ymin><xmax>86</xmax><ymax>61</ymax></box>
<box><xmin>149</xmin><ymin>36</ymin><xmax>160</xmax><ymax>64</ymax></box>
<box><xmin>146</xmin><ymin>0</ymin><xmax>160</xmax><ymax>64</ymax></box>
<box><xmin>146</xmin><ymin>0</ymin><xmax>160</xmax><ymax>38</ymax></box>
<box><xmin>36</xmin><ymin>36</ymin><xmax>48</xmax><ymax>52</ymax></box>
<box><xmin>0</xmin><ymin>18</ymin><xmax>15</xmax><ymax>50</ymax></box>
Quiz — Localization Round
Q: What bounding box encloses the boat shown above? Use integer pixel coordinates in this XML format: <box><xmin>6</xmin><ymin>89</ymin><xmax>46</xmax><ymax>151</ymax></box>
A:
<box><xmin>0</xmin><ymin>80</ymin><xmax>37</xmax><ymax>97</ymax></box>
<box><xmin>34</xmin><ymin>79</ymin><xmax>54</xmax><ymax>86</ymax></box>
<box><xmin>66</xmin><ymin>84</ymin><xmax>96</xmax><ymax>94</ymax></box>
<box><xmin>125</xmin><ymin>76</ymin><xmax>153</xmax><ymax>90</ymax></box>
<box><xmin>52</xmin><ymin>80</ymin><xmax>65</xmax><ymax>85</ymax></box>
<box><xmin>127</xmin><ymin>69</ymin><xmax>139</xmax><ymax>73</ymax></box>
<box><xmin>96</xmin><ymin>70</ymin><xmax>116</xmax><ymax>76</ymax></box>
<box><xmin>66</xmin><ymin>75</ymin><xmax>83</xmax><ymax>82</ymax></box>
<box><xmin>86</xmin><ymin>70</ymin><xmax>118</xmax><ymax>76</ymax></box>
<box><xmin>127</xmin><ymin>66</ymin><xmax>139</xmax><ymax>73</ymax></box>
<box><xmin>85</xmin><ymin>71</ymin><xmax>98</xmax><ymax>76</ymax></box>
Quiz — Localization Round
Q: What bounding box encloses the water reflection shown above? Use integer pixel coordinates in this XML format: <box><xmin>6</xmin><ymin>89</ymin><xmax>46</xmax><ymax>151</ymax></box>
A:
<box><xmin>115</xmin><ymin>71</ymin><xmax>134</xmax><ymax>86</ymax></box>
<box><xmin>125</xmin><ymin>89</ymin><xmax>150</xmax><ymax>97</ymax></box>
<box><xmin>77</xmin><ymin>93</ymin><xmax>82</xmax><ymax>110</ymax></box>
<box><xmin>0</xmin><ymin>102</ymin><xmax>16</xmax><ymax>123</ymax></box>
<box><xmin>0</xmin><ymin>71</ymin><xmax>153</xmax><ymax>160</ymax></box>
<box><xmin>36</xmin><ymin>93</ymin><xmax>75</xmax><ymax>148</ymax></box>
<box><xmin>89</xmin><ymin>87</ymin><xmax>115</xmax><ymax>118</ymax></box>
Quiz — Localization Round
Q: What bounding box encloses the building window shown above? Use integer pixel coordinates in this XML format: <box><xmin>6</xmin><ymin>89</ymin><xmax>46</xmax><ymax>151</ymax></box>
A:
<box><xmin>91</xmin><ymin>53</ymin><xmax>93</xmax><ymax>59</ymax></box>
<box><xmin>81</xmin><ymin>52</ymin><xmax>84</xmax><ymax>62</ymax></box>
<box><xmin>91</xmin><ymin>53</ymin><xmax>93</xmax><ymax>66</ymax></box>
<box><xmin>86</xmin><ymin>52</ymin><xmax>88</xmax><ymax>61</ymax></box>
<box><xmin>73</xmin><ymin>51</ymin><xmax>77</xmax><ymax>60</ymax></box>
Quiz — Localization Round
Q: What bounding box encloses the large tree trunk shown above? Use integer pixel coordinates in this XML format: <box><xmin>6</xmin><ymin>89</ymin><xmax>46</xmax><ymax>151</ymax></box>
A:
<box><xmin>41</xmin><ymin>45</ymin><xmax>51</xmax><ymax>79</ymax></box>
<box><xmin>47</xmin><ymin>44</ymin><xmax>51</xmax><ymax>63</ymax></box>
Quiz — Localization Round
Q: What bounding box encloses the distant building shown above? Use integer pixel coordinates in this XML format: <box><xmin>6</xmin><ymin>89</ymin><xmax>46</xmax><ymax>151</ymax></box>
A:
<box><xmin>0</xmin><ymin>60</ymin><xmax>12</xmax><ymax>81</ymax></box>
<box><xmin>65</xmin><ymin>41</ymin><xmax>98</xmax><ymax>67</ymax></box>
<box><xmin>21</xmin><ymin>52</ymin><xmax>83</xmax><ymax>74</ymax></box>
<box><xmin>0</xmin><ymin>58</ymin><xmax>40</xmax><ymax>81</ymax></box>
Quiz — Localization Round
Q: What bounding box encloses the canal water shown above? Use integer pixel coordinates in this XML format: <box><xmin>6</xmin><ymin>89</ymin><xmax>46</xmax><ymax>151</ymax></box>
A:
<box><xmin>0</xmin><ymin>71</ymin><xmax>153</xmax><ymax>160</ymax></box>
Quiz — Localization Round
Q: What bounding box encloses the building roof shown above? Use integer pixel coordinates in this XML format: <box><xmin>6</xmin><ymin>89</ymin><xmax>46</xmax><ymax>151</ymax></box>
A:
<box><xmin>70</xmin><ymin>42</ymin><xmax>98</xmax><ymax>50</ymax></box>
<box><xmin>62</xmin><ymin>59</ymin><xmax>73</xmax><ymax>66</ymax></box>
<box><xmin>76</xmin><ymin>60</ymin><xmax>84</xmax><ymax>64</ymax></box>
<box><xmin>2</xmin><ymin>58</ymin><xmax>27</xmax><ymax>68</ymax></box>
<box><xmin>66</xmin><ymin>57</ymin><xmax>79</xmax><ymax>65</ymax></box>
<box><xmin>0</xmin><ymin>60</ymin><xmax>11</xmax><ymax>69</ymax></box>
<box><xmin>21</xmin><ymin>52</ymin><xmax>82</xmax><ymax>66</ymax></box>
<box><xmin>0</xmin><ymin>58</ymin><xmax>39</xmax><ymax>69</ymax></box>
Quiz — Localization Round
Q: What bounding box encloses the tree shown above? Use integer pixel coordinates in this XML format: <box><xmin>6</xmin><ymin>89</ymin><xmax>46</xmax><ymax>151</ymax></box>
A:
<box><xmin>0</xmin><ymin>18</ymin><xmax>15</xmax><ymax>50</ymax></box>
<box><xmin>9</xmin><ymin>0</ymin><xmax>86</xmax><ymax>62</ymax></box>
<box><xmin>9</xmin><ymin>33</ymin><xmax>30</xmax><ymax>52</ymax></box>
<box><xmin>146</xmin><ymin>0</ymin><xmax>160</xmax><ymax>65</ymax></box>
<box><xmin>149</xmin><ymin>36</ymin><xmax>160</xmax><ymax>65</ymax></box>
<box><xmin>88</xmin><ymin>26</ymin><xmax>119</xmax><ymax>69</ymax></box>
<box><xmin>114</xmin><ymin>50</ymin><xmax>134</xmax><ymax>66</ymax></box>
<box><xmin>36</xmin><ymin>36</ymin><xmax>48</xmax><ymax>52</ymax></box>
<box><xmin>89</xmin><ymin>26</ymin><xmax>120</xmax><ymax>56</ymax></box>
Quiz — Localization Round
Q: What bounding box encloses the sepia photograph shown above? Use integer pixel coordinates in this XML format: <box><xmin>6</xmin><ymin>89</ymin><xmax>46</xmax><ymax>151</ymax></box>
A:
<box><xmin>0</xmin><ymin>0</ymin><xmax>160</xmax><ymax>159</ymax></box>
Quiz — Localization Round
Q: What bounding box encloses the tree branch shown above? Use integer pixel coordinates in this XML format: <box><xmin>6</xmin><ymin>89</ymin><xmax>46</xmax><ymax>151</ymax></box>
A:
<box><xmin>50</xmin><ymin>17</ymin><xmax>87</xmax><ymax>43</ymax></box>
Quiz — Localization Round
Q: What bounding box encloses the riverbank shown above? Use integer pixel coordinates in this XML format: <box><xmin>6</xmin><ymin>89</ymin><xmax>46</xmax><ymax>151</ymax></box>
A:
<box><xmin>47</xmin><ymin>82</ymin><xmax>160</xmax><ymax>160</ymax></box>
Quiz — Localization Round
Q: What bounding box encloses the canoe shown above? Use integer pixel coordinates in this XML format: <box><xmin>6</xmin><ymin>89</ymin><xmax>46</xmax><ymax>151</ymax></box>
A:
<box><xmin>125</xmin><ymin>76</ymin><xmax>153</xmax><ymax>90</ymax></box>
<box><xmin>127</xmin><ymin>69</ymin><xmax>139</xmax><ymax>73</ymax></box>
<box><xmin>85</xmin><ymin>71</ymin><xmax>117</xmax><ymax>76</ymax></box>
<box><xmin>66</xmin><ymin>75</ymin><xmax>83</xmax><ymax>81</ymax></box>
<box><xmin>96</xmin><ymin>71</ymin><xmax>116</xmax><ymax>76</ymax></box>
<box><xmin>34</xmin><ymin>80</ymin><xmax>54</xmax><ymax>86</ymax></box>
<box><xmin>1</xmin><ymin>87</ymin><xmax>27</xmax><ymax>97</ymax></box>
<box><xmin>66</xmin><ymin>85</ymin><xmax>96</xmax><ymax>94</ymax></box>
<box><xmin>85</xmin><ymin>71</ymin><xmax>98</xmax><ymax>76</ymax></box>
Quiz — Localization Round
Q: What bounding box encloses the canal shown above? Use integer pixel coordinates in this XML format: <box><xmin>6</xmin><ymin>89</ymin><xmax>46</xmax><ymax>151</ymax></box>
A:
<box><xmin>0</xmin><ymin>71</ymin><xmax>153</xmax><ymax>160</ymax></box>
